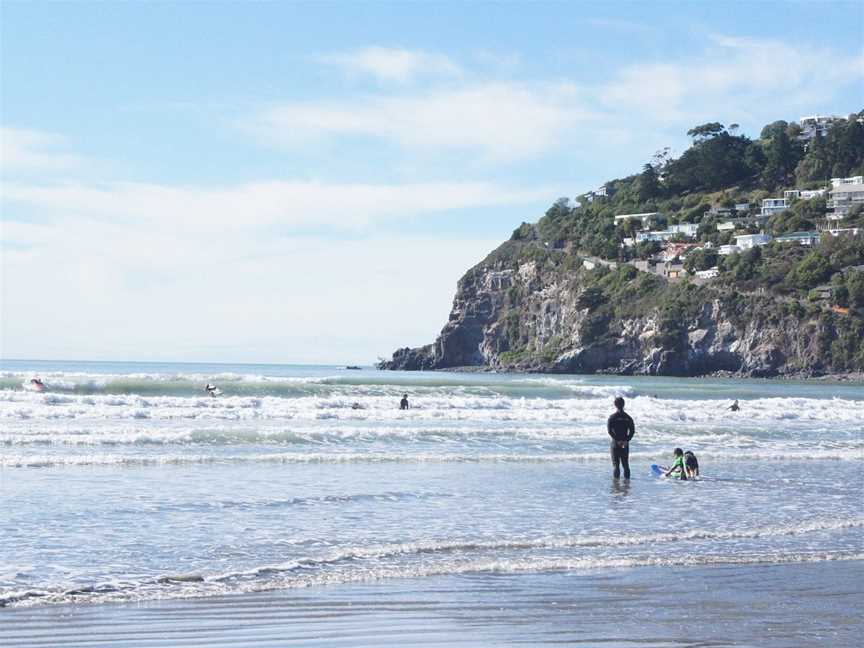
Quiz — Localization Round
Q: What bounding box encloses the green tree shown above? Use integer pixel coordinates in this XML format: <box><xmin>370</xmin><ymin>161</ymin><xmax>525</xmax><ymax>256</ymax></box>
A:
<box><xmin>638</xmin><ymin>163</ymin><xmax>660</xmax><ymax>201</ymax></box>
<box><xmin>795</xmin><ymin>131</ymin><xmax>831</xmax><ymax>183</ymax></box>
<box><xmin>684</xmin><ymin>248</ymin><xmax>718</xmax><ymax>273</ymax></box>
<box><xmin>761</xmin><ymin>126</ymin><xmax>802</xmax><ymax>190</ymax></box>
<box><xmin>687</xmin><ymin>122</ymin><xmax>726</xmax><ymax>140</ymax></box>
<box><xmin>790</xmin><ymin>251</ymin><xmax>833</xmax><ymax>290</ymax></box>
<box><xmin>847</xmin><ymin>271</ymin><xmax>864</xmax><ymax>310</ymax></box>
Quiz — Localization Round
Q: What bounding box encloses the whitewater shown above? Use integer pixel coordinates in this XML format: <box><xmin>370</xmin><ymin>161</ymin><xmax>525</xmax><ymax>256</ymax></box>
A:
<box><xmin>1</xmin><ymin>359</ymin><xmax>862</xmax><ymax>623</ymax></box>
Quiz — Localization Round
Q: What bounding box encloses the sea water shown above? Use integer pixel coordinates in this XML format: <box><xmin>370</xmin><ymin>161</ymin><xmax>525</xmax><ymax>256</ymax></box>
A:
<box><xmin>1</xmin><ymin>360</ymin><xmax>862</xmax><ymax>611</ymax></box>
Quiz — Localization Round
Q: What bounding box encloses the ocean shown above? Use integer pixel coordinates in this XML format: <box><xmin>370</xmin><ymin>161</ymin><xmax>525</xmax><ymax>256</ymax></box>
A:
<box><xmin>1</xmin><ymin>359</ymin><xmax>862</xmax><ymax>647</ymax></box>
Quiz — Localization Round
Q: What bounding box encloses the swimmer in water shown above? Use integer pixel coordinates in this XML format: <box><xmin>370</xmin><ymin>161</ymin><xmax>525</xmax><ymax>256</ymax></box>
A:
<box><xmin>30</xmin><ymin>378</ymin><xmax>46</xmax><ymax>392</ymax></box>
<box><xmin>205</xmin><ymin>384</ymin><xmax>219</xmax><ymax>397</ymax></box>
<box><xmin>728</xmin><ymin>399</ymin><xmax>740</xmax><ymax>412</ymax></box>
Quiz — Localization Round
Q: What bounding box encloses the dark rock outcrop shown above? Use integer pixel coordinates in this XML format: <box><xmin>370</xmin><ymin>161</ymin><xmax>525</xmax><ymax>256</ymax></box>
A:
<box><xmin>379</xmin><ymin>240</ymin><xmax>852</xmax><ymax>378</ymax></box>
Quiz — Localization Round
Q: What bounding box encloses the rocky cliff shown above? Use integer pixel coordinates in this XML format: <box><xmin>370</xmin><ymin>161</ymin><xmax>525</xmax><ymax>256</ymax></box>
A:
<box><xmin>379</xmin><ymin>237</ymin><xmax>857</xmax><ymax>377</ymax></box>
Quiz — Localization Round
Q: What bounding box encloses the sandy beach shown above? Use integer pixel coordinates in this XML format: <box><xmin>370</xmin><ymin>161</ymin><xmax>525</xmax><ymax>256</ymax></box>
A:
<box><xmin>4</xmin><ymin>562</ymin><xmax>863</xmax><ymax>648</ymax></box>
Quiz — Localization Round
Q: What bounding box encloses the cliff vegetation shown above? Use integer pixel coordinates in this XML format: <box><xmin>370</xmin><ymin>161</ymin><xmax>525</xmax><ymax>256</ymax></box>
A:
<box><xmin>380</xmin><ymin>112</ymin><xmax>864</xmax><ymax>377</ymax></box>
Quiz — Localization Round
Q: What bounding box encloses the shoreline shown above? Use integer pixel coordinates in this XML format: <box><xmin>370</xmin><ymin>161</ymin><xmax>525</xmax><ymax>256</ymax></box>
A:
<box><xmin>3</xmin><ymin>561</ymin><xmax>862</xmax><ymax>648</ymax></box>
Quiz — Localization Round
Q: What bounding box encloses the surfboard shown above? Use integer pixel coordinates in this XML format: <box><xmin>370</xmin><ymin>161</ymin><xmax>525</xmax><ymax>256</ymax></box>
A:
<box><xmin>652</xmin><ymin>464</ymin><xmax>696</xmax><ymax>480</ymax></box>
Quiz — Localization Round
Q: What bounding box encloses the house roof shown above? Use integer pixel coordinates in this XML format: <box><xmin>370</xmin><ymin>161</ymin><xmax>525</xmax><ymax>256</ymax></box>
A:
<box><xmin>830</xmin><ymin>184</ymin><xmax>864</xmax><ymax>194</ymax></box>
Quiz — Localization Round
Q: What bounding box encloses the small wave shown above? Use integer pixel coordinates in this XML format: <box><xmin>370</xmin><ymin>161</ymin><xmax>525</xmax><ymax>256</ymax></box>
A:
<box><xmin>3</xmin><ymin>538</ymin><xmax>859</xmax><ymax>608</ymax></box>
<box><xmin>109</xmin><ymin>490</ymin><xmax>452</xmax><ymax>515</ymax></box>
<box><xmin>3</xmin><ymin>447</ymin><xmax>862</xmax><ymax>468</ymax></box>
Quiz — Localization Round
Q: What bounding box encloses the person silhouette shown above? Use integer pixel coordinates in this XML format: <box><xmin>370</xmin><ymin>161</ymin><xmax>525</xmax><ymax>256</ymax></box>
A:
<box><xmin>607</xmin><ymin>396</ymin><xmax>635</xmax><ymax>479</ymax></box>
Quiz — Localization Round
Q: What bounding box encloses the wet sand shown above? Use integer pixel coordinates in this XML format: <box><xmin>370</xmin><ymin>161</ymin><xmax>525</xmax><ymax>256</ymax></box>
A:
<box><xmin>4</xmin><ymin>561</ymin><xmax>862</xmax><ymax>648</ymax></box>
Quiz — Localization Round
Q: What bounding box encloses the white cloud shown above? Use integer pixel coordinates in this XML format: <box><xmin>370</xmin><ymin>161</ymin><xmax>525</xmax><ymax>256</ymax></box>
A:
<box><xmin>250</xmin><ymin>35</ymin><xmax>862</xmax><ymax>166</ymax></box>
<box><xmin>1</xmin><ymin>176</ymin><xmax>547</xmax><ymax>362</ymax></box>
<box><xmin>1</xmin><ymin>219</ymin><xmax>499</xmax><ymax>363</ymax></box>
<box><xmin>2</xmin><ymin>178</ymin><xmax>549</xmax><ymax>232</ymax></box>
<box><xmin>251</xmin><ymin>81</ymin><xmax>595</xmax><ymax>161</ymax></box>
<box><xmin>319</xmin><ymin>46</ymin><xmax>461</xmax><ymax>83</ymax></box>
<box><xmin>599</xmin><ymin>35</ymin><xmax>864</xmax><ymax>123</ymax></box>
<box><xmin>0</xmin><ymin>127</ymin><xmax>86</xmax><ymax>173</ymax></box>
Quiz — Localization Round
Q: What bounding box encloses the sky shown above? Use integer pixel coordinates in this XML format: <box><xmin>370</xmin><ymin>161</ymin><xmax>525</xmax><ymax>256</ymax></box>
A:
<box><xmin>1</xmin><ymin>1</ymin><xmax>863</xmax><ymax>364</ymax></box>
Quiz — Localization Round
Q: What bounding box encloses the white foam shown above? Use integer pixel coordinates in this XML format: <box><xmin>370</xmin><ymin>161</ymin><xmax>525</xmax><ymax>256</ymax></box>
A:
<box><xmin>3</xmin><ymin>538</ymin><xmax>859</xmax><ymax>608</ymax></box>
<box><xmin>2</xmin><ymin>447</ymin><xmax>862</xmax><ymax>468</ymax></box>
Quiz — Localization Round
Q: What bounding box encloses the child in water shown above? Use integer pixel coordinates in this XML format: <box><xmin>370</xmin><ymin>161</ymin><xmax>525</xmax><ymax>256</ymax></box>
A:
<box><xmin>684</xmin><ymin>450</ymin><xmax>699</xmax><ymax>478</ymax></box>
<box><xmin>664</xmin><ymin>448</ymin><xmax>688</xmax><ymax>480</ymax></box>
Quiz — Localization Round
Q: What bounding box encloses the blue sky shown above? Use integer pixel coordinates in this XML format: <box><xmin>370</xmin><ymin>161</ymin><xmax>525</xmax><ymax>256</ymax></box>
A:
<box><xmin>2</xmin><ymin>1</ymin><xmax>863</xmax><ymax>363</ymax></box>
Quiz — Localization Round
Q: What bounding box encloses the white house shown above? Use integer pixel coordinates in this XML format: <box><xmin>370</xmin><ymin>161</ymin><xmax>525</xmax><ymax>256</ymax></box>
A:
<box><xmin>634</xmin><ymin>224</ymin><xmax>699</xmax><ymax>243</ymax></box>
<box><xmin>695</xmin><ymin>267</ymin><xmax>720</xmax><ymax>279</ymax></box>
<box><xmin>761</xmin><ymin>198</ymin><xmax>788</xmax><ymax>216</ymax></box>
<box><xmin>735</xmin><ymin>233</ymin><xmax>772</xmax><ymax>250</ymax></box>
<box><xmin>595</xmin><ymin>184</ymin><xmax>613</xmax><ymax>198</ymax></box>
<box><xmin>668</xmin><ymin>223</ymin><xmax>700</xmax><ymax>237</ymax></box>
<box><xmin>635</xmin><ymin>231</ymin><xmax>671</xmax><ymax>243</ymax></box>
<box><xmin>614</xmin><ymin>212</ymin><xmax>660</xmax><ymax>228</ymax></box>
<box><xmin>830</xmin><ymin>176</ymin><xmax>863</xmax><ymax>188</ymax></box>
<box><xmin>718</xmin><ymin>244</ymin><xmax>741</xmax><ymax>256</ymax></box>
<box><xmin>798</xmin><ymin>115</ymin><xmax>842</xmax><ymax>140</ymax></box>
<box><xmin>717</xmin><ymin>221</ymin><xmax>736</xmax><ymax>231</ymax></box>
<box><xmin>707</xmin><ymin>202</ymin><xmax>750</xmax><ymax>217</ymax></box>
<box><xmin>827</xmin><ymin>181</ymin><xmax>864</xmax><ymax>219</ymax></box>
<box><xmin>825</xmin><ymin>227</ymin><xmax>861</xmax><ymax>238</ymax></box>
<box><xmin>784</xmin><ymin>189</ymin><xmax>826</xmax><ymax>201</ymax></box>
<box><xmin>774</xmin><ymin>231</ymin><xmax>821</xmax><ymax>246</ymax></box>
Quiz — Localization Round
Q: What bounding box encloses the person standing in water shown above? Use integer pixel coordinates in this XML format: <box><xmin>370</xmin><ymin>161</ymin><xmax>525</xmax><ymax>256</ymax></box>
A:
<box><xmin>607</xmin><ymin>396</ymin><xmax>635</xmax><ymax>479</ymax></box>
<box><xmin>399</xmin><ymin>393</ymin><xmax>410</xmax><ymax>410</ymax></box>
<box><xmin>728</xmin><ymin>399</ymin><xmax>740</xmax><ymax>412</ymax></box>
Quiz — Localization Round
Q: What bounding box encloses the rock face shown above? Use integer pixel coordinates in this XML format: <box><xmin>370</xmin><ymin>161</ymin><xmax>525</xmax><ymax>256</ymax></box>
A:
<box><xmin>379</xmin><ymin>240</ymin><xmax>842</xmax><ymax>378</ymax></box>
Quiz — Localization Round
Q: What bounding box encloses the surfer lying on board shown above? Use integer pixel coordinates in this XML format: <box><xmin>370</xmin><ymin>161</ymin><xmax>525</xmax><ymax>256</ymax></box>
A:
<box><xmin>205</xmin><ymin>384</ymin><xmax>219</xmax><ymax>397</ymax></box>
<box><xmin>30</xmin><ymin>378</ymin><xmax>46</xmax><ymax>392</ymax></box>
<box><xmin>664</xmin><ymin>448</ymin><xmax>688</xmax><ymax>480</ymax></box>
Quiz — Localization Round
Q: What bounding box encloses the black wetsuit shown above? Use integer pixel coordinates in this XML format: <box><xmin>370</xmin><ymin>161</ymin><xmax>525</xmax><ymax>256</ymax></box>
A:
<box><xmin>685</xmin><ymin>451</ymin><xmax>699</xmax><ymax>474</ymax></box>
<box><xmin>400</xmin><ymin>398</ymin><xmax>409</xmax><ymax>410</ymax></box>
<box><xmin>607</xmin><ymin>410</ymin><xmax>635</xmax><ymax>479</ymax></box>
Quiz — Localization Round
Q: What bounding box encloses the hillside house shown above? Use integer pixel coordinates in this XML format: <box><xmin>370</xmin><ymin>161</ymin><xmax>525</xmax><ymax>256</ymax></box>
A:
<box><xmin>708</xmin><ymin>203</ymin><xmax>750</xmax><ymax>217</ymax></box>
<box><xmin>797</xmin><ymin>115</ymin><xmax>842</xmax><ymax>140</ymax></box>
<box><xmin>735</xmin><ymin>233</ymin><xmax>772</xmax><ymax>250</ymax></box>
<box><xmin>774</xmin><ymin>231</ymin><xmax>821</xmax><ymax>246</ymax></box>
<box><xmin>761</xmin><ymin>198</ymin><xmax>788</xmax><ymax>216</ymax></box>
<box><xmin>661</xmin><ymin>242</ymin><xmax>699</xmax><ymax>262</ymax></box>
<box><xmin>695</xmin><ymin>267</ymin><xmax>720</xmax><ymax>279</ymax></box>
<box><xmin>614</xmin><ymin>212</ymin><xmax>661</xmax><ymax>229</ymax></box>
<box><xmin>827</xmin><ymin>177</ymin><xmax>864</xmax><ymax>220</ymax></box>
<box><xmin>830</xmin><ymin>176</ymin><xmax>863</xmax><ymax>188</ymax></box>
<box><xmin>784</xmin><ymin>189</ymin><xmax>826</xmax><ymax>201</ymax></box>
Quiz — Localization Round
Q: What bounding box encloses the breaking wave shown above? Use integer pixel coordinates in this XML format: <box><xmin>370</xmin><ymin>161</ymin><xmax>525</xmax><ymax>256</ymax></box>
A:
<box><xmin>3</xmin><ymin>518</ymin><xmax>860</xmax><ymax>608</ymax></box>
